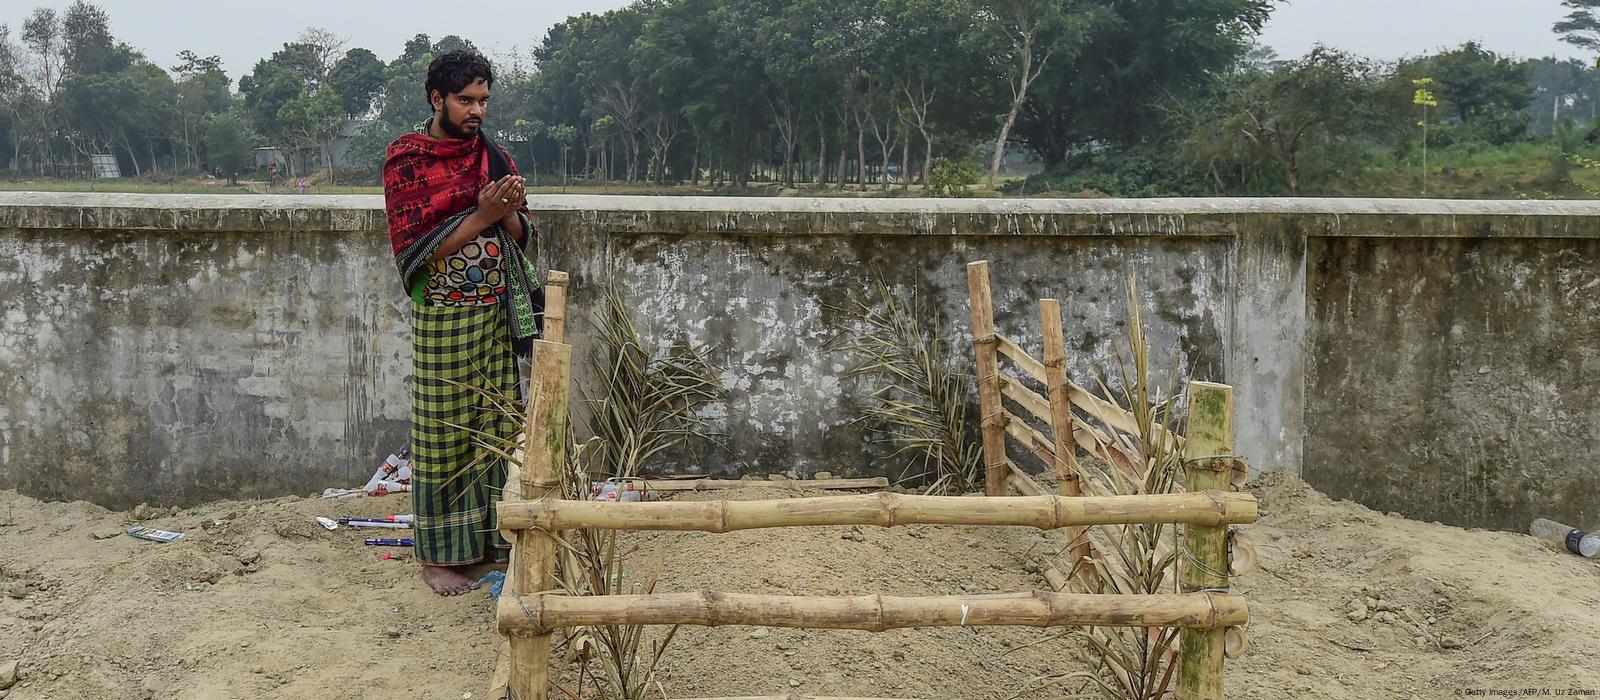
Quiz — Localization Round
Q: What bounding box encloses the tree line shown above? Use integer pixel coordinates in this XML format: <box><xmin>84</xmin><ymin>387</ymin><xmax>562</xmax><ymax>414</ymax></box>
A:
<box><xmin>3</xmin><ymin>0</ymin><xmax>1600</xmax><ymax>195</ymax></box>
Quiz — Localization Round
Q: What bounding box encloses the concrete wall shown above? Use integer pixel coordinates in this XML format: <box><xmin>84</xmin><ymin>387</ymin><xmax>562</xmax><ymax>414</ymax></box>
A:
<box><xmin>0</xmin><ymin>193</ymin><xmax>1596</xmax><ymax>533</ymax></box>
<box><xmin>0</xmin><ymin>194</ymin><xmax>404</xmax><ymax>507</ymax></box>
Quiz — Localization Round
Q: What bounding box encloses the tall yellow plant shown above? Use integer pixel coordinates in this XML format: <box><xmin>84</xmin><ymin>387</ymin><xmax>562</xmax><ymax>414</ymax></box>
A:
<box><xmin>1412</xmin><ymin>77</ymin><xmax>1438</xmax><ymax>196</ymax></box>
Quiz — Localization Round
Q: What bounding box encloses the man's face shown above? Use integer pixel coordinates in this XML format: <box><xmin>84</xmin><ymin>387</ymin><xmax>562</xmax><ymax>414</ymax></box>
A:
<box><xmin>432</xmin><ymin>78</ymin><xmax>490</xmax><ymax>139</ymax></box>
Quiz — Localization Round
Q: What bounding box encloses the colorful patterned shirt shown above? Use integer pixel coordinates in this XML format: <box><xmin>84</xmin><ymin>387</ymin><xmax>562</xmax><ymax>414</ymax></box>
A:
<box><xmin>422</xmin><ymin>228</ymin><xmax>506</xmax><ymax>306</ymax></box>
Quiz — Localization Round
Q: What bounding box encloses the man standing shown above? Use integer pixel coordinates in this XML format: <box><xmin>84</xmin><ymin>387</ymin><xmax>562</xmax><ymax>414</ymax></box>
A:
<box><xmin>382</xmin><ymin>50</ymin><xmax>541</xmax><ymax>596</ymax></box>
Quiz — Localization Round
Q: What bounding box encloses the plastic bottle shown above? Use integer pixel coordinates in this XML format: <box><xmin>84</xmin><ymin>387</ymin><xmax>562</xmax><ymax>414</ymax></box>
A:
<box><xmin>1529</xmin><ymin>518</ymin><xmax>1600</xmax><ymax>558</ymax></box>
<box><xmin>594</xmin><ymin>481</ymin><xmax>621</xmax><ymax>502</ymax></box>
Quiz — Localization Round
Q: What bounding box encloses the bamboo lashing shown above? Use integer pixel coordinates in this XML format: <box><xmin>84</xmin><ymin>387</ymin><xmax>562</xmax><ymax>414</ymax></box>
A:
<box><xmin>1178</xmin><ymin>381</ymin><xmax>1235</xmax><ymax>700</ymax></box>
<box><xmin>499</xmin><ymin>590</ymin><xmax>1248</xmax><ymax>634</ymax></box>
<box><xmin>996</xmin><ymin>330</ymin><xmax>1185</xmax><ymax>452</ymax></box>
<box><xmin>1002</xmin><ymin>373</ymin><xmax>1140</xmax><ymax>478</ymax></box>
<box><xmin>497</xmin><ymin>491</ymin><xmax>1257</xmax><ymax>533</ymax></box>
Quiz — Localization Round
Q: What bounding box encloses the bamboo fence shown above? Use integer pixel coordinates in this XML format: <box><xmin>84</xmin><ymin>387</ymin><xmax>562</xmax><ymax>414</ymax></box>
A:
<box><xmin>486</xmin><ymin>265</ymin><xmax>1252</xmax><ymax>700</ymax></box>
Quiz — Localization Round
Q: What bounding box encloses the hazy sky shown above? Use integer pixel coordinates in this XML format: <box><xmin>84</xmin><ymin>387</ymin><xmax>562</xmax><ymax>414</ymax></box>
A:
<box><xmin>0</xmin><ymin>0</ymin><xmax>1588</xmax><ymax>80</ymax></box>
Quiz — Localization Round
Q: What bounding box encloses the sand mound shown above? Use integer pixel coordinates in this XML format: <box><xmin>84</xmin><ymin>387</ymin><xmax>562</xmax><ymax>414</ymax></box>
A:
<box><xmin>0</xmin><ymin>472</ymin><xmax>1595</xmax><ymax>699</ymax></box>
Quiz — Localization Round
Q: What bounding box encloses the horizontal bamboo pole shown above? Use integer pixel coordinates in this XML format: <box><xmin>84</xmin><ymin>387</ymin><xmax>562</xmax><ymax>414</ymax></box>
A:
<box><xmin>640</xmin><ymin>477</ymin><xmax>889</xmax><ymax>492</ymax></box>
<box><xmin>498</xmin><ymin>491</ymin><xmax>1256</xmax><ymax>533</ymax></box>
<box><xmin>499</xmin><ymin>590</ymin><xmax>1247</xmax><ymax>634</ymax></box>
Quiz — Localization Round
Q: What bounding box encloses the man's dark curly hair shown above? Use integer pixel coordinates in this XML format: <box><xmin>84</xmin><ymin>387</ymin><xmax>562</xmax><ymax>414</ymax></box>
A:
<box><xmin>424</xmin><ymin>50</ymin><xmax>494</xmax><ymax>108</ymax></box>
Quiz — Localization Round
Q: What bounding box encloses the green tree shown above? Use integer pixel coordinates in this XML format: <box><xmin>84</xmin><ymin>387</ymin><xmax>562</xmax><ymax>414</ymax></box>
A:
<box><xmin>970</xmin><ymin>0</ymin><xmax>1104</xmax><ymax>188</ymax></box>
<box><xmin>548</xmin><ymin>123</ymin><xmax>579</xmax><ymax>187</ymax></box>
<box><xmin>635</xmin><ymin>0</ymin><xmax>769</xmax><ymax>187</ymax></box>
<box><xmin>549</xmin><ymin>7</ymin><xmax>651</xmax><ymax>181</ymax></box>
<box><xmin>1427</xmin><ymin>43</ymin><xmax>1533</xmax><ymax>122</ymax></box>
<box><xmin>397</xmin><ymin>33</ymin><xmax>432</xmax><ymax>66</ymax></box>
<box><xmin>61</xmin><ymin>1</ymin><xmax>135</xmax><ymax>78</ymax></box>
<box><xmin>202</xmin><ymin>111</ymin><xmax>252</xmax><ymax>182</ymax></box>
<box><xmin>1412</xmin><ymin>77</ymin><xmax>1438</xmax><ymax>195</ymax></box>
<box><xmin>58</xmin><ymin>61</ymin><xmax>175</xmax><ymax>175</ymax></box>
<box><xmin>0</xmin><ymin>23</ymin><xmax>24</xmax><ymax>169</ymax></box>
<box><xmin>175</xmin><ymin>67</ymin><xmax>231</xmax><ymax>170</ymax></box>
<box><xmin>879</xmin><ymin>0</ymin><xmax>982</xmax><ymax>186</ymax></box>
<box><xmin>238</xmin><ymin>57</ymin><xmax>306</xmax><ymax>145</ymax></box>
<box><xmin>1556</xmin><ymin>0</ymin><xmax>1600</xmax><ymax>56</ymax></box>
<box><xmin>170</xmin><ymin>49</ymin><xmax>222</xmax><ymax>77</ymax></box>
<box><xmin>1176</xmin><ymin>46</ymin><xmax>1392</xmax><ymax>194</ymax></box>
<box><xmin>1526</xmin><ymin>57</ymin><xmax>1600</xmax><ymax>134</ymax></box>
<box><xmin>276</xmin><ymin>83</ymin><xmax>345</xmax><ymax>183</ymax></box>
<box><xmin>430</xmin><ymin>35</ymin><xmax>477</xmax><ymax>55</ymax></box>
<box><xmin>328</xmin><ymin>47</ymin><xmax>385</xmax><ymax>117</ymax></box>
<box><xmin>1013</xmin><ymin>0</ymin><xmax>1274</xmax><ymax>167</ymax></box>
<box><xmin>21</xmin><ymin>8</ymin><xmax>62</xmax><ymax>96</ymax></box>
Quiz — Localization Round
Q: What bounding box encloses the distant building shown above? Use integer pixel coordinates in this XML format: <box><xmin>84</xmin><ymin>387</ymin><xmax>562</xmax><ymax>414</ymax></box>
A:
<box><xmin>255</xmin><ymin>120</ymin><xmax>369</xmax><ymax>176</ymax></box>
<box><xmin>328</xmin><ymin>120</ymin><xmax>365</xmax><ymax>168</ymax></box>
<box><xmin>254</xmin><ymin>147</ymin><xmax>288</xmax><ymax>170</ymax></box>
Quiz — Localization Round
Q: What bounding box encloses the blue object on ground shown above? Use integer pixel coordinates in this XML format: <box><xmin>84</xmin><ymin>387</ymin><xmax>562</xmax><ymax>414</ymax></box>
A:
<box><xmin>477</xmin><ymin>570</ymin><xmax>506</xmax><ymax>598</ymax></box>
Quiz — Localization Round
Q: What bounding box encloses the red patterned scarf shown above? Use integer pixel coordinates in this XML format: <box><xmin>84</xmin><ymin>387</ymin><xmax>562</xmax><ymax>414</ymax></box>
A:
<box><xmin>383</xmin><ymin>130</ymin><xmax>493</xmax><ymax>256</ymax></box>
<box><xmin>381</xmin><ymin>127</ymin><xmax>543</xmax><ymax>353</ymax></box>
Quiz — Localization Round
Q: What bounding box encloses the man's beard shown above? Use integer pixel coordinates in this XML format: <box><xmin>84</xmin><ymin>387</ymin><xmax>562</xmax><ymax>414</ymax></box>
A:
<box><xmin>438</xmin><ymin>111</ymin><xmax>480</xmax><ymax>139</ymax></box>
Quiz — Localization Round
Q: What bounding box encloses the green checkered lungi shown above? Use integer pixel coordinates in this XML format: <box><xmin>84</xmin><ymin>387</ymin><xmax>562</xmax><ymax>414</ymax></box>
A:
<box><xmin>410</xmin><ymin>301</ymin><xmax>519</xmax><ymax>566</ymax></box>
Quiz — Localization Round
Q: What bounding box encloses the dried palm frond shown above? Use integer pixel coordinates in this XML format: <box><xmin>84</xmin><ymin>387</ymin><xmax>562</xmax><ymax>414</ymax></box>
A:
<box><xmin>1067</xmin><ymin>274</ymin><xmax>1190</xmax><ymax>700</ymax></box>
<box><xmin>580</xmin><ymin>281</ymin><xmax>723</xmax><ymax>479</ymax></box>
<box><xmin>554</xmin><ymin>447</ymin><xmax>680</xmax><ymax>700</ymax></box>
<box><xmin>829</xmin><ymin>274</ymin><xmax>983</xmax><ymax>494</ymax></box>
<box><xmin>553</xmin><ymin>280</ymin><xmax>720</xmax><ymax>699</ymax></box>
<box><xmin>1011</xmin><ymin>274</ymin><xmax>1190</xmax><ymax>700</ymax></box>
<box><xmin>464</xmin><ymin>279</ymin><xmax>718</xmax><ymax>699</ymax></box>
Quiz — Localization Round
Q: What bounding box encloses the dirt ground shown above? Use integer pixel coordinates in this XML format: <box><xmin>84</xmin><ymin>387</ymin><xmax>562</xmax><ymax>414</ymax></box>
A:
<box><xmin>0</xmin><ymin>471</ymin><xmax>1596</xmax><ymax>700</ymax></box>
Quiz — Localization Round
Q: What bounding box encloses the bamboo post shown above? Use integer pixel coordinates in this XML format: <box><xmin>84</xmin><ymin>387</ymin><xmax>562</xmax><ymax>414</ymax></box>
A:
<box><xmin>509</xmin><ymin>340</ymin><xmax>572</xmax><ymax>700</ymax></box>
<box><xmin>491</xmin><ymin>271</ymin><xmax>571</xmax><ymax>699</ymax></box>
<box><xmin>966</xmin><ymin>261</ymin><xmax>1008</xmax><ymax>496</ymax></box>
<box><xmin>1039</xmin><ymin>298</ymin><xmax>1091</xmax><ymax>585</ymax></box>
<box><xmin>1179</xmin><ymin>381</ymin><xmax>1235</xmax><ymax>700</ymax></box>
<box><xmin>543</xmin><ymin>270</ymin><xmax>568</xmax><ymax>344</ymax></box>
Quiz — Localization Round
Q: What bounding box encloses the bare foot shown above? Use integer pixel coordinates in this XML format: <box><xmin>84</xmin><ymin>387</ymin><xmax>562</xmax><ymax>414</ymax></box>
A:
<box><xmin>421</xmin><ymin>564</ymin><xmax>477</xmax><ymax>596</ymax></box>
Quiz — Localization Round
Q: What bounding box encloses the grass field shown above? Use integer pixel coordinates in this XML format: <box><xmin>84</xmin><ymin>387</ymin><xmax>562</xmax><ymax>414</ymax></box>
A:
<box><xmin>7</xmin><ymin>146</ymin><xmax>1598</xmax><ymax>199</ymax></box>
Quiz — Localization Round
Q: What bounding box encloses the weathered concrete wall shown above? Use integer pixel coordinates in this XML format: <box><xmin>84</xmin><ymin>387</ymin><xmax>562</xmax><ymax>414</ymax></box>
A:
<box><xmin>0</xmin><ymin>194</ymin><xmax>408</xmax><ymax>507</ymax></box>
<box><xmin>1305</xmin><ymin>235</ymin><xmax>1600</xmax><ymax>531</ymax></box>
<box><xmin>1</xmin><ymin>193</ymin><xmax>1597</xmax><ymax>533</ymax></box>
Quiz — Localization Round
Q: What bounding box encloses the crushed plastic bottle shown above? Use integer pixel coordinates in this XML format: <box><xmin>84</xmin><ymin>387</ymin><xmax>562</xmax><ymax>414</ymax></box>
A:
<box><xmin>590</xmin><ymin>478</ymin><xmax>659</xmax><ymax>502</ymax></box>
<box><xmin>1529</xmin><ymin>517</ymin><xmax>1600</xmax><ymax>558</ymax></box>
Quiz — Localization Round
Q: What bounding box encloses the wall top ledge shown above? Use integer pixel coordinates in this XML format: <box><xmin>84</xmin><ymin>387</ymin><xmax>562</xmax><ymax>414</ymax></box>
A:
<box><xmin>2</xmin><ymin>192</ymin><xmax>1598</xmax><ymax>238</ymax></box>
